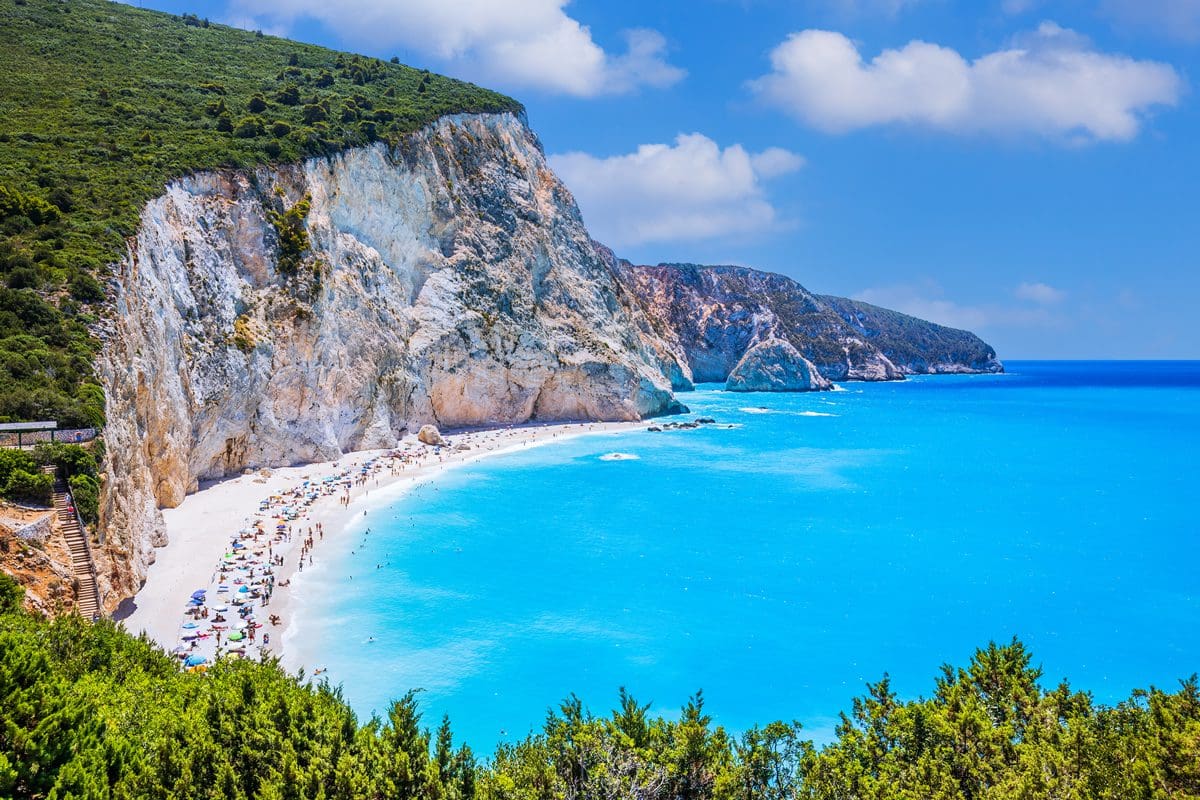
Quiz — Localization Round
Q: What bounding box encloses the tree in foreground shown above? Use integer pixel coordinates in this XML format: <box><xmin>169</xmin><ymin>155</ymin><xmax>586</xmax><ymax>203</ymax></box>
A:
<box><xmin>1</xmin><ymin>572</ymin><xmax>1198</xmax><ymax>799</ymax></box>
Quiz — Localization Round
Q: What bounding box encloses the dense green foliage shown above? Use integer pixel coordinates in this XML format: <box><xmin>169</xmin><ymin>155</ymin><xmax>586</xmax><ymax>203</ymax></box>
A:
<box><xmin>32</xmin><ymin>441</ymin><xmax>101</xmax><ymax>522</ymax></box>
<box><xmin>0</xmin><ymin>0</ymin><xmax>521</xmax><ymax>427</ymax></box>
<box><xmin>0</xmin><ymin>441</ymin><xmax>100</xmax><ymax>517</ymax></box>
<box><xmin>0</xmin><ymin>449</ymin><xmax>51</xmax><ymax>505</ymax></box>
<box><xmin>1</xmin><ymin>572</ymin><xmax>1197</xmax><ymax>799</ymax></box>
<box><xmin>268</xmin><ymin>193</ymin><xmax>315</xmax><ymax>277</ymax></box>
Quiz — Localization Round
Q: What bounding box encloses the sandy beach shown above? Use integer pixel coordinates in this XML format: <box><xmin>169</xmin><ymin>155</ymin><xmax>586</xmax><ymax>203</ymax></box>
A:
<box><xmin>118</xmin><ymin>420</ymin><xmax>644</xmax><ymax>669</ymax></box>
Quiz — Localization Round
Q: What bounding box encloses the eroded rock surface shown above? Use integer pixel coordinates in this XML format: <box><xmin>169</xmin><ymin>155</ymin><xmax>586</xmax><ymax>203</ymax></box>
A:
<box><xmin>612</xmin><ymin>258</ymin><xmax>1002</xmax><ymax>385</ymax></box>
<box><xmin>726</xmin><ymin>339</ymin><xmax>833</xmax><ymax>392</ymax></box>
<box><xmin>96</xmin><ymin>113</ymin><xmax>683</xmax><ymax>609</ymax></box>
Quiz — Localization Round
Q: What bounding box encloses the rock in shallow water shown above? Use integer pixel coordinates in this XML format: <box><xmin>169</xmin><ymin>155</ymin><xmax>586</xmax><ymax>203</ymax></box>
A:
<box><xmin>725</xmin><ymin>339</ymin><xmax>833</xmax><ymax>392</ymax></box>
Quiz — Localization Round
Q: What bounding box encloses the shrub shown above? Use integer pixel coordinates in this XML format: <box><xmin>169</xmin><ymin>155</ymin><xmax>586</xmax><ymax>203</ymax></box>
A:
<box><xmin>69</xmin><ymin>272</ymin><xmax>106</xmax><ymax>303</ymax></box>
<box><xmin>4</xmin><ymin>468</ymin><xmax>52</xmax><ymax>505</ymax></box>
<box><xmin>301</xmin><ymin>102</ymin><xmax>327</xmax><ymax>124</ymax></box>
<box><xmin>69</xmin><ymin>473</ymin><xmax>99</xmax><ymax>523</ymax></box>
<box><xmin>233</xmin><ymin>116</ymin><xmax>264</xmax><ymax>138</ymax></box>
<box><xmin>33</xmin><ymin>441</ymin><xmax>97</xmax><ymax>480</ymax></box>
<box><xmin>6</xmin><ymin>267</ymin><xmax>41</xmax><ymax>290</ymax></box>
<box><xmin>246</xmin><ymin>93</ymin><xmax>268</xmax><ymax>113</ymax></box>
<box><xmin>274</xmin><ymin>84</ymin><xmax>300</xmax><ymax>106</ymax></box>
<box><xmin>0</xmin><ymin>449</ymin><xmax>37</xmax><ymax>487</ymax></box>
<box><xmin>266</xmin><ymin>194</ymin><xmax>311</xmax><ymax>275</ymax></box>
<box><xmin>269</xmin><ymin>121</ymin><xmax>291</xmax><ymax>138</ymax></box>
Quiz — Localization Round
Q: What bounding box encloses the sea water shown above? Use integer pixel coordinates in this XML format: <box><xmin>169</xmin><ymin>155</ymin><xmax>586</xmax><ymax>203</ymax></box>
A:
<box><xmin>289</xmin><ymin>361</ymin><xmax>1200</xmax><ymax>746</ymax></box>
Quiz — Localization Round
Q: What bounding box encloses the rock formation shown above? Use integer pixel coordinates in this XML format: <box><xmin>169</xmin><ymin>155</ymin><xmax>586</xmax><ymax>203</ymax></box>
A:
<box><xmin>610</xmin><ymin>258</ymin><xmax>1002</xmax><ymax>385</ymax></box>
<box><xmin>93</xmin><ymin>111</ymin><xmax>1001</xmax><ymax>611</ymax></box>
<box><xmin>726</xmin><ymin>339</ymin><xmax>833</xmax><ymax>392</ymax></box>
<box><xmin>95</xmin><ymin>113</ymin><xmax>685</xmax><ymax>608</ymax></box>
<box><xmin>417</xmin><ymin>425</ymin><xmax>446</xmax><ymax>446</ymax></box>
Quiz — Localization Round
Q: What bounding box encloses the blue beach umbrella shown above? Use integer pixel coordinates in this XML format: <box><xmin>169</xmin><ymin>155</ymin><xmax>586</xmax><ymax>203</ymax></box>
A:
<box><xmin>184</xmin><ymin>654</ymin><xmax>207</xmax><ymax>667</ymax></box>
<box><xmin>191</xmin><ymin>590</ymin><xmax>206</xmax><ymax>599</ymax></box>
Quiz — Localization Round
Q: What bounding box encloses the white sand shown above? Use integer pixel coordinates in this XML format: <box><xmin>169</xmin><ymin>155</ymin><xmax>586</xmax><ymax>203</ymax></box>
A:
<box><xmin>118</xmin><ymin>420</ymin><xmax>644</xmax><ymax>666</ymax></box>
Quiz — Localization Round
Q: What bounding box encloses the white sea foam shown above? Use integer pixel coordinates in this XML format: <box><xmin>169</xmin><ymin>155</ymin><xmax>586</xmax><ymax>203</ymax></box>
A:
<box><xmin>599</xmin><ymin>452</ymin><xmax>640</xmax><ymax>461</ymax></box>
<box><xmin>798</xmin><ymin>411</ymin><xmax>838</xmax><ymax>417</ymax></box>
<box><xmin>739</xmin><ymin>407</ymin><xmax>774</xmax><ymax>414</ymax></box>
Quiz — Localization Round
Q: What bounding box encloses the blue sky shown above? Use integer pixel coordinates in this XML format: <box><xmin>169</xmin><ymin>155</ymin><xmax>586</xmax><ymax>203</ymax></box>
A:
<box><xmin>130</xmin><ymin>1</ymin><xmax>1199</xmax><ymax>358</ymax></box>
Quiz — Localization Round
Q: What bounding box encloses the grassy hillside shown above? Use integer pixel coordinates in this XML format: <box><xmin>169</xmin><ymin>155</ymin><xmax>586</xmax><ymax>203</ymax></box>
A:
<box><xmin>2</xmin><ymin>573</ymin><xmax>1198</xmax><ymax>799</ymax></box>
<box><xmin>0</xmin><ymin>0</ymin><xmax>521</xmax><ymax>428</ymax></box>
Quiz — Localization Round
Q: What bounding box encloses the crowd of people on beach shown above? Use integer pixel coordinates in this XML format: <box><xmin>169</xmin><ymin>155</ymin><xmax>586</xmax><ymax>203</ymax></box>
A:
<box><xmin>170</xmin><ymin>449</ymin><xmax>429</xmax><ymax>669</ymax></box>
<box><xmin>166</xmin><ymin>422</ymin><xmax>618</xmax><ymax>671</ymax></box>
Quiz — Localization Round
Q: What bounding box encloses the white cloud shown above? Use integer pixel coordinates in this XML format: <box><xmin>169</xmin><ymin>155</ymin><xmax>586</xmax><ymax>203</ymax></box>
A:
<box><xmin>549</xmin><ymin>134</ymin><xmax>803</xmax><ymax>247</ymax></box>
<box><xmin>855</xmin><ymin>283</ymin><xmax>994</xmax><ymax>330</ymax></box>
<box><xmin>750</xmin><ymin>22</ymin><xmax>1182</xmax><ymax>142</ymax></box>
<box><xmin>1101</xmin><ymin>0</ymin><xmax>1200</xmax><ymax>42</ymax></box>
<box><xmin>1014</xmin><ymin>281</ymin><xmax>1065</xmax><ymax>304</ymax></box>
<box><xmin>223</xmin><ymin>0</ymin><xmax>684</xmax><ymax>97</ymax></box>
<box><xmin>854</xmin><ymin>280</ymin><xmax>1062</xmax><ymax>331</ymax></box>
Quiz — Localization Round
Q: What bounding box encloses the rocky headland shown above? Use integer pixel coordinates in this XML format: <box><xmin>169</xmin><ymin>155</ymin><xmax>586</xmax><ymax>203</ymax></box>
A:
<box><xmin>91</xmin><ymin>111</ymin><xmax>1000</xmax><ymax>610</ymax></box>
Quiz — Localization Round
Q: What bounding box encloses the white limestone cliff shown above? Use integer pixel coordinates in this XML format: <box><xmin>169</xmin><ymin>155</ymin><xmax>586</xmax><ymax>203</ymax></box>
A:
<box><xmin>95</xmin><ymin>112</ymin><xmax>684</xmax><ymax>608</ymax></box>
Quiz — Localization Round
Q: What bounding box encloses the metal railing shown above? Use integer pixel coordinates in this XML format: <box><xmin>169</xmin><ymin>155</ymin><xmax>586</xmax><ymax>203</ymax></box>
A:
<box><xmin>58</xmin><ymin>478</ymin><xmax>103</xmax><ymax>620</ymax></box>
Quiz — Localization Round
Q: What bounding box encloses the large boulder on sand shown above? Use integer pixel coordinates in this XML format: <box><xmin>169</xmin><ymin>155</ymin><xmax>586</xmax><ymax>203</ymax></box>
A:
<box><xmin>726</xmin><ymin>339</ymin><xmax>833</xmax><ymax>392</ymax></box>
<box><xmin>417</xmin><ymin>424</ymin><xmax>446</xmax><ymax>446</ymax></box>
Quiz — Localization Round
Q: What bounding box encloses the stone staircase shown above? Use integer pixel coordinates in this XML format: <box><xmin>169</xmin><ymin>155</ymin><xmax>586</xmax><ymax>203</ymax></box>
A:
<box><xmin>44</xmin><ymin>465</ymin><xmax>101</xmax><ymax>619</ymax></box>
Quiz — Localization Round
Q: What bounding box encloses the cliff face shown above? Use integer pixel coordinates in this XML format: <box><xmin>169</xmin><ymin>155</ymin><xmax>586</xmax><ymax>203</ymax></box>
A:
<box><xmin>95</xmin><ymin>113</ymin><xmax>683</xmax><ymax>608</ymax></box>
<box><xmin>613</xmin><ymin>261</ymin><xmax>1002</xmax><ymax>385</ymax></box>
<box><xmin>726</xmin><ymin>339</ymin><xmax>834</xmax><ymax>392</ymax></box>
<box><xmin>93</xmin><ymin>111</ymin><xmax>1002</xmax><ymax>610</ymax></box>
<box><xmin>818</xmin><ymin>296</ymin><xmax>1005</xmax><ymax>375</ymax></box>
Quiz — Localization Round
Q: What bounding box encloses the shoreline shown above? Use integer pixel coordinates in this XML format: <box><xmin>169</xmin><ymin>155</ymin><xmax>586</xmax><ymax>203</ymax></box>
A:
<box><xmin>118</xmin><ymin>420</ymin><xmax>647</xmax><ymax>667</ymax></box>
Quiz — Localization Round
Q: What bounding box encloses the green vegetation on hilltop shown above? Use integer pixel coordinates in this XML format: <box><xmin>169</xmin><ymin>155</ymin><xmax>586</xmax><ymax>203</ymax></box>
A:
<box><xmin>1</xmin><ymin>573</ymin><xmax>1197</xmax><ymax>799</ymax></box>
<box><xmin>0</xmin><ymin>0</ymin><xmax>521</xmax><ymax>427</ymax></box>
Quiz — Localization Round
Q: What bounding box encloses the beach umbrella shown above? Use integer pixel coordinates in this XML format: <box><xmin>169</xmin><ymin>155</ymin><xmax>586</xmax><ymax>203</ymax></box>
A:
<box><xmin>171</xmin><ymin>645</ymin><xmax>187</xmax><ymax>655</ymax></box>
<box><xmin>213</xmin><ymin>604</ymin><xmax>228</xmax><ymax>612</ymax></box>
<box><xmin>190</xmin><ymin>590</ymin><xmax>206</xmax><ymax>600</ymax></box>
<box><xmin>184</xmin><ymin>654</ymin><xmax>207</xmax><ymax>667</ymax></box>
<box><xmin>238</xmin><ymin>586</ymin><xmax>250</xmax><ymax>593</ymax></box>
<box><xmin>188</xmin><ymin>598</ymin><xmax>204</xmax><ymax>607</ymax></box>
<box><xmin>228</xmin><ymin>631</ymin><xmax>245</xmax><ymax>642</ymax></box>
<box><xmin>182</xmin><ymin>622</ymin><xmax>199</xmax><ymax>630</ymax></box>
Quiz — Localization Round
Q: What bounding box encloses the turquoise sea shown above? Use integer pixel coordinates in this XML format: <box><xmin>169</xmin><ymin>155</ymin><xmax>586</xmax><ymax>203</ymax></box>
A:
<box><xmin>290</xmin><ymin>361</ymin><xmax>1200</xmax><ymax>747</ymax></box>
